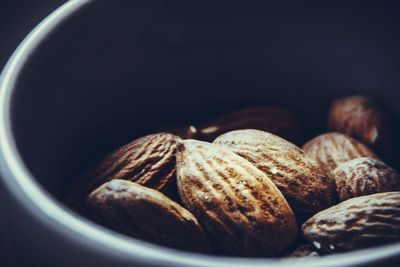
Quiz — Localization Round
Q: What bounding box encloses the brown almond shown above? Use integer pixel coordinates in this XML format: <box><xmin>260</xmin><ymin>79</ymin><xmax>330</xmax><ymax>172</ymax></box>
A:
<box><xmin>302</xmin><ymin>132</ymin><xmax>377</xmax><ymax>173</ymax></box>
<box><xmin>214</xmin><ymin>129</ymin><xmax>336</xmax><ymax>219</ymax></box>
<box><xmin>87</xmin><ymin>180</ymin><xmax>210</xmax><ymax>253</ymax></box>
<box><xmin>302</xmin><ymin>192</ymin><xmax>400</xmax><ymax>253</ymax></box>
<box><xmin>66</xmin><ymin>133</ymin><xmax>180</xmax><ymax>209</ymax></box>
<box><xmin>176</xmin><ymin>139</ymin><xmax>297</xmax><ymax>257</ymax></box>
<box><xmin>333</xmin><ymin>157</ymin><xmax>400</xmax><ymax>201</ymax></box>
<box><xmin>328</xmin><ymin>95</ymin><xmax>398</xmax><ymax>161</ymax></box>
<box><xmin>198</xmin><ymin>106</ymin><xmax>303</xmax><ymax>144</ymax></box>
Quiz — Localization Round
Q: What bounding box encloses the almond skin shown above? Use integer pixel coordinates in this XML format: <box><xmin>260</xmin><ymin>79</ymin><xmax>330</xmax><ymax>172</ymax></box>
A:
<box><xmin>65</xmin><ymin>133</ymin><xmax>180</xmax><ymax>210</ymax></box>
<box><xmin>328</xmin><ymin>95</ymin><xmax>398</xmax><ymax>161</ymax></box>
<box><xmin>87</xmin><ymin>180</ymin><xmax>210</xmax><ymax>253</ymax></box>
<box><xmin>302</xmin><ymin>192</ymin><xmax>400</xmax><ymax>253</ymax></box>
<box><xmin>214</xmin><ymin>129</ymin><xmax>336</xmax><ymax>219</ymax></box>
<box><xmin>198</xmin><ymin>106</ymin><xmax>303</xmax><ymax>144</ymax></box>
<box><xmin>302</xmin><ymin>132</ymin><xmax>377</xmax><ymax>173</ymax></box>
<box><xmin>176</xmin><ymin>139</ymin><xmax>297</xmax><ymax>257</ymax></box>
<box><xmin>333</xmin><ymin>157</ymin><xmax>400</xmax><ymax>201</ymax></box>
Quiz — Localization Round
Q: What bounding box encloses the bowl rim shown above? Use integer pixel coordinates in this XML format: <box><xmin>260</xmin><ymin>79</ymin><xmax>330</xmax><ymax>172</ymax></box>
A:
<box><xmin>1</xmin><ymin>0</ymin><xmax>400</xmax><ymax>266</ymax></box>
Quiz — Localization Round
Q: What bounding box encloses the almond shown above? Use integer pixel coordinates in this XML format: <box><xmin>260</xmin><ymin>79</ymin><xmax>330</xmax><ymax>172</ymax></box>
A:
<box><xmin>328</xmin><ymin>95</ymin><xmax>398</xmax><ymax>161</ymax></box>
<box><xmin>66</xmin><ymin>133</ymin><xmax>180</xmax><ymax>209</ymax></box>
<box><xmin>176</xmin><ymin>139</ymin><xmax>297</xmax><ymax>257</ymax></box>
<box><xmin>87</xmin><ymin>179</ymin><xmax>210</xmax><ymax>253</ymax></box>
<box><xmin>302</xmin><ymin>192</ymin><xmax>400</xmax><ymax>253</ymax></box>
<box><xmin>302</xmin><ymin>132</ymin><xmax>377</xmax><ymax>173</ymax></box>
<box><xmin>198</xmin><ymin>106</ymin><xmax>303</xmax><ymax>144</ymax></box>
<box><xmin>214</xmin><ymin>129</ymin><xmax>336</xmax><ymax>219</ymax></box>
<box><xmin>333</xmin><ymin>157</ymin><xmax>400</xmax><ymax>201</ymax></box>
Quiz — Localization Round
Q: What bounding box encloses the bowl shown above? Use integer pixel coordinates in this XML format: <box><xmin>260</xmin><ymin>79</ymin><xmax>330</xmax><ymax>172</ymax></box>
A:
<box><xmin>1</xmin><ymin>0</ymin><xmax>400</xmax><ymax>266</ymax></box>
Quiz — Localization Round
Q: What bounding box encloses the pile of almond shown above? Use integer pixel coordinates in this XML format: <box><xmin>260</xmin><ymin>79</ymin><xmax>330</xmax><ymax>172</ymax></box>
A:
<box><xmin>66</xmin><ymin>95</ymin><xmax>400</xmax><ymax>258</ymax></box>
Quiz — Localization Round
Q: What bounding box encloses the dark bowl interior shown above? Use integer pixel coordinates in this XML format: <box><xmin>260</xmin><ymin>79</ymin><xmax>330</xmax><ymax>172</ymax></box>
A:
<box><xmin>10</xmin><ymin>0</ymin><xmax>400</xmax><ymax>227</ymax></box>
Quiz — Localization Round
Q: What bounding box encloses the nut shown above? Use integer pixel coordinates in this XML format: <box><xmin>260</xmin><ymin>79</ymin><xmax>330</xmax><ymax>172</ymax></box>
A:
<box><xmin>328</xmin><ymin>95</ymin><xmax>398</xmax><ymax>161</ymax></box>
<box><xmin>198</xmin><ymin>106</ymin><xmax>302</xmax><ymax>144</ymax></box>
<box><xmin>333</xmin><ymin>157</ymin><xmax>400</xmax><ymax>201</ymax></box>
<box><xmin>302</xmin><ymin>192</ymin><xmax>400</xmax><ymax>253</ymax></box>
<box><xmin>176</xmin><ymin>139</ymin><xmax>297</xmax><ymax>257</ymax></box>
<box><xmin>65</xmin><ymin>95</ymin><xmax>400</xmax><ymax>258</ymax></box>
<box><xmin>87</xmin><ymin>179</ymin><xmax>210</xmax><ymax>253</ymax></box>
<box><xmin>302</xmin><ymin>132</ymin><xmax>377</xmax><ymax>173</ymax></box>
<box><xmin>66</xmin><ymin>133</ymin><xmax>180</xmax><ymax>209</ymax></box>
<box><xmin>214</xmin><ymin>129</ymin><xmax>337</xmax><ymax>219</ymax></box>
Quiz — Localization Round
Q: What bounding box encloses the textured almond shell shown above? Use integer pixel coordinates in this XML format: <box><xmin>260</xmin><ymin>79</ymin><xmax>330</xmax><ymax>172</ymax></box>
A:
<box><xmin>302</xmin><ymin>192</ymin><xmax>400</xmax><ymax>253</ymax></box>
<box><xmin>214</xmin><ymin>129</ymin><xmax>337</xmax><ymax>219</ymax></box>
<box><xmin>176</xmin><ymin>140</ymin><xmax>297</xmax><ymax>257</ymax></box>
<box><xmin>198</xmin><ymin>106</ymin><xmax>303</xmax><ymax>144</ymax></box>
<box><xmin>328</xmin><ymin>95</ymin><xmax>397</xmax><ymax>160</ymax></box>
<box><xmin>65</xmin><ymin>133</ymin><xmax>181</xmax><ymax>209</ymax></box>
<box><xmin>333</xmin><ymin>157</ymin><xmax>400</xmax><ymax>201</ymax></box>
<box><xmin>87</xmin><ymin>179</ymin><xmax>210</xmax><ymax>253</ymax></box>
<box><xmin>302</xmin><ymin>132</ymin><xmax>377</xmax><ymax>173</ymax></box>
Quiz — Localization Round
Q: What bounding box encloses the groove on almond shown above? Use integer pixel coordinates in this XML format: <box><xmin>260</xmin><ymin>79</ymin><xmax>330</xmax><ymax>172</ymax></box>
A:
<box><xmin>214</xmin><ymin>129</ymin><xmax>337</xmax><ymax>219</ymax></box>
<box><xmin>302</xmin><ymin>192</ymin><xmax>400</xmax><ymax>253</ymax></box>
<box><xmin>87</xmin><ymin>179</ymin><xmax>210</xmax><ymax>253</ymax></box>
<box><xmin>176</xmin><ymin>139</ymin><xmax>297</xmax><ymax>257</ymax></box>
<box><xmin>65</xmin><ymin>133</ymin><xmax>181</xmax><ymax>211</ymax></box>
<box><xmin>303</xmin><ymin>132</ymin><xmax>377</xmax><ymax>173</ymax></box>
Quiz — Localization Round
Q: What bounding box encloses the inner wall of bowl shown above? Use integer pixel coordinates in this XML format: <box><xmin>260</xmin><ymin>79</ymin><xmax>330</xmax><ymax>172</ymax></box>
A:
<box><xmin>10</xmin><ymin>0</ymin><xmax>400</xmax><ymax>200</ymax></box>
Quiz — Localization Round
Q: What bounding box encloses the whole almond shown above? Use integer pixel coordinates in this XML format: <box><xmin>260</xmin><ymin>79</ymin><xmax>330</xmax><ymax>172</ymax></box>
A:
<box><xmin>329</xmin><ymin>95</ymin><xmax>398</xmax><ymax>161</ymax></box>
<box><xmin>333</xmin><ymin>157</ymin><xmax>400</xmax><ymax>201</ymax></box>
<box><xmin>176</xmin><ymin>140</ymin><xmax>297</xmax><ymax>257</ymax></box>
<box><xmin>286</xmin><ymin>244</ymin><xmax>320</xmax><ymax>258</ymax></box>
<box><xmin>87</xmin><ymin>179</ymin><xmax>210</xmax><ymax>253</ymax></box>
<box><xmin>214</xmin><ymin>129</ymin><xmax>336</xmax><ymax>219</ymax></box>
<box><xmin>66</xmin><ymin>133</ymin><xmax>180</xmax><ymax>209</ymax></box>
<box><xmin>302</xmin><ymin>192</ymin><xmax>400</xmax><ymax>253</ymax></box>
<box><xmin>198</xmin><ymin>106</ymin><xmax>302</xmax><ymax>144</ymax></box>
<box><xmin>302</xmin><ymin>132</ymin><xmax>377</xmax><ymax>173</ymax></box>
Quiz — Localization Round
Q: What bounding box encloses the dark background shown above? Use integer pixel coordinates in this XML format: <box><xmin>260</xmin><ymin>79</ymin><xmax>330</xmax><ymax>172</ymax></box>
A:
<box><xmin>0</xmin><ymin>1</ymin><xmax>66</xmax><ymax>265</ymax></box>
<box><xmin>0</xmin><ymin>0</ymin><xmax>67</xmax><ymax>70</ymax></box>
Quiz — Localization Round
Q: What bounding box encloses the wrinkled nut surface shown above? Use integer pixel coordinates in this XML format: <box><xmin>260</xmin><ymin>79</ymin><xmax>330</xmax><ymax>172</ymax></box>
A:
<box><xmin>176</xmin><ymin>139</ymin><xmax>297</xmax><ymax>257</ymax></box>
<box><xmin>87</xmin><ymin>179</ymin><xmax>210</xmax><ymax>253</ymax></box>
<box><xmin>198</xmin><ymin>106</ymin><xmax>303</xmax><ymax>144</ymax></box>
<box><xmin>302</xmin><ymin>132</ymin><xmax>377</xmax><ymax>173</ymax></box>
<box><xmin>302</xmin><ymin>192</ymin><xmax>400</xmax><ymax>253</ymax></box>
<box><xmin>333</xmin><ymin>157</ymin><xmax>400</xmax><ymax>201</ymax></box>
<box><xmin>66</xmin><ymin>133</ymin><xmax>180</xmax><ymax>208</ymax></box>
<box><xmin>328</xmin><ymin>95</ymin><xmax>398</xmax><ymax>160</ymax></box>
<box><xmin>286</xmin><ymin>244</ymin><xmax>320</xmax><ymax>258</ymax></box>
<box><xmin>214</xmin><ymin>129</ymin><xmax>337</xmax><ymax>219</ymax></box>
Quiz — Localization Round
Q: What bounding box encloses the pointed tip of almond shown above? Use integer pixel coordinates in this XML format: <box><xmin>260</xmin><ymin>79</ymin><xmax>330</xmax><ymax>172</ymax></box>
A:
<box><xmin>177</xmin><ymin>139</ymin><xmax>196</xmax><ymax>152</ymax></box>
<box><xmin>176</xmin><ymin>139</ymin><xmax>203</xmax><ymax>158</ymax></box>
<box><xmin>176</xmin><ymin>139</ymin><xmax>186</xmax><ymax>152</ymax></box>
